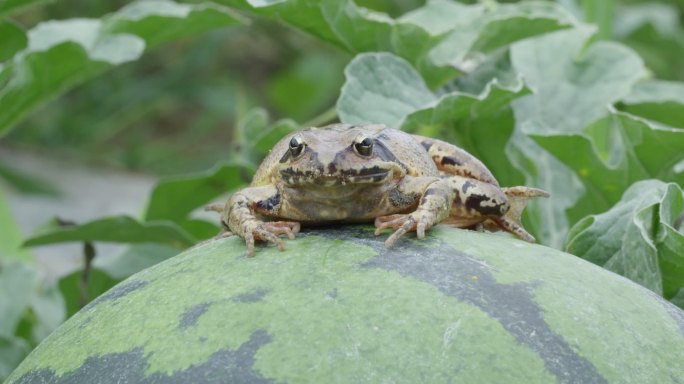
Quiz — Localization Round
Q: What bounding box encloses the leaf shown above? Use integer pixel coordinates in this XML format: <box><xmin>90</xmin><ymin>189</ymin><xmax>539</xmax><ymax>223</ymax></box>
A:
<box><xmin>427</xmin><ymin>1</ymin><xmax>577</xmax><ymax>70</ymax></box>
<box><xmin>0</xmin><ymin>335</ymin><xmax>30</xmax><ymax>382</ymax></box>
<box><xmin>0</xmin><ymin>0</ymin><xmax>48</xmax><ymax>17</ymax></box>
<box><xmin>620</xmin><ymin>80</ymin><xmax>684</xmax><ymax>129</ymax></box>
<box><xmin>104</xmin><ymin>0</ymin><xmax>245</xmax><ymax>47</ymax></box>
<box><xmin>337</xmin><ymin>53</ymin><xmax>435</xmax><ymax>129</ymax></box>
<box><xmin>57</xmin><ymin>268</ymin><xmax>118</xmax><ymax>318</ymax></box>
<box><xmin>144</xmin><ymin>161</ymin><xmax>249</xmax><ymax>222</ymax></box>
<box><xmin>337</xmin><ymin>52</ymin><xmax>528</xmax><ymax>187</ymax></box>
<box><xmin>0</xmin><ymin>20</ymin><xmax>27</xmax><ymax>62</ymax></box>
<box><xmin>566</xmin><ymin>180</ymin><xmax>684</xmax><ymax>302</ymax></box>
<box><xmin>23</xmin><ymin>215</ymin><xmax>197</xmax><ymax>248</ymax></box>
<box><xmin>215</xmin><ymin>0</ymin><xmax>574</xmax><ymax>86</ymax></box>
<box><xmin>0</xmin><ymin>190</ymin><xmax>31</xmax><ymax>261</ymax></box>
<box><xmin>0</xmin><ymin>161</ymin><xmax>59</xmax><ymax>196</ymax></box>
<box><xmin>94</xmin><ymin>243</ymin><xmax>179</xmax><ymax>280</ymax></box>
<box><xmin>0</xmin><ymin>263</ymin><xmax>37</xmax><ymax>337</ymax></box>
<box><xmin>613</xmin><ymin>3</ymin><xmax>684</xmax><ymax>81</ymax></box>
<box><xmin>532</xmin><ymin>113</ymin><xmax>684</xmax><ymax>221</ymax></box>
<box><xmin>0</xmin><ymin>0</ymin><xmax>240</xmax><ymax>136</ymax></box>
<box><xmin>510</xmin><ymin>27</ymin><xmax>646</xmax><ymax>135</ymax></box>
<box><xmin>505</xmin><ymin>27</ymin><xmax>647</xmax><ymax>246</ymax></box>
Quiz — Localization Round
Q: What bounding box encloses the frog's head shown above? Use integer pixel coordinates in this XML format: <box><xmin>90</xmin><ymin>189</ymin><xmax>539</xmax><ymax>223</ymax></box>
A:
<box><xmin>276</xmin><ymin>124</ymin><xmax>407</xmax><ymax>187</ymax></box>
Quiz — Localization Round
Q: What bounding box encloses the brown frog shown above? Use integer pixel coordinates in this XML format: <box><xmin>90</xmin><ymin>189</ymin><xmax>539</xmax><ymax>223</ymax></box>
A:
<box><xmin>210</xmin><ymin>123</ymin><xmax>548</xmax><ymax>256</ymax></box>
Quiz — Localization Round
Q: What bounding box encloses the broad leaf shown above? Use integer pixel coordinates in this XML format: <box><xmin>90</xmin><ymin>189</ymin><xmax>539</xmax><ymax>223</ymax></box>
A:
<box><xmin>511</xmin><ymin>27</ymin><xmax>646</xmax><ymax>135</ymax></box>
<box><xmin>0</xmin><ymin>0</ymin><xmax>240</xmax><ymax>135</ymax></box>
<box><xmin>0</xmin><ymin>335</ymin><xmax>30</xmax><ymax>381</ymax></box>
<box><xmin>144</xmin><ymin>161</ymin><xmax>249</xmax><ymax>222</ymax></box>
<box><xmin>566</xmin><ymin>180</ymin><xmax>684</xmax><ymax>303</ymax></box>
<box><xmin>216</xmin><ymin>0</ymin><xmax>575</xmax><ymax>86</ymax></box>
<box><xmin>23</xmin><ymin>216</ymin><xmax>197</xmax><ymax>248</ymax></box>
<box><xmin>620</xmin><ymin>80</ymin><xmax>684</xmax><ymax>129</ymax></box>
<box><xmin>0</xmin><ymin>0</ymin><xmax>48</xmax><ymax>17</ymax></box>
<box><xmin>533</xmin><ymin>113</ymin><xmax>684</xmax><ymax>222</ymax></box>
<box><xmin>0</xmin><ymin>261</ymin><xmax>64</xmax><ymax>347</ymax></box>
<box><xmin>0</xmin><ymin>20</ymin><xmax>26</xmax><ymax>62</ymax></box>
<box><xmin>0</xmin><ymin>190</ymin><xmax>31</xmax><ymax>261</ymax></box>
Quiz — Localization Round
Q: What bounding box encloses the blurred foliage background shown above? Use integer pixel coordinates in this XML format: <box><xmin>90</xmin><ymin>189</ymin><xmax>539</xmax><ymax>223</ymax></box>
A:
<box><xmin>4</xmin><ymin>0</ymin><xmax>680</xmax><ymax>175</ymax></box>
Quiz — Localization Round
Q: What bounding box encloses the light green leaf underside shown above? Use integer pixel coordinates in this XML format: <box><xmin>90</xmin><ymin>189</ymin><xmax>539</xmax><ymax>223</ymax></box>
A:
<box><xmin>565</xmin><ymin>180</ymin><xmax>684</xmax><ymax>301</ymax></box>
<box><xmin>23</xmin><ymin>215</ymin><xmax>197</xmax><ymax>248</ymax></box>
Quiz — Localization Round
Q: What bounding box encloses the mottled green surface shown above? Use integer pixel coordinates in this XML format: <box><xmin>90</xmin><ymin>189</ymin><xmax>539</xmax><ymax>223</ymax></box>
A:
<box><xmin>7</xmin><ymin>227</ymin><xmax>684</xmax><ymax>383</ymax></box>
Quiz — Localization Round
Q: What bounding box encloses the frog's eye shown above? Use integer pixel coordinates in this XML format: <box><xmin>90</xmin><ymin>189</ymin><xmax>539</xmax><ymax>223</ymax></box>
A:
<box><xmin>289</xmin><ymin>136</ymin><xmax>305</xmax><ymax>157</ymax></box>
<box><xmin>353</xmin><ymin>136</ymin><xmax>374</xmax><ymax>157</ymax></box>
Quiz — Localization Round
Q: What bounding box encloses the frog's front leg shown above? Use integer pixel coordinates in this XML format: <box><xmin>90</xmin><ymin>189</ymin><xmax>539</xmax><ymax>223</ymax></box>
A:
<box><xmin>375</xmin><ymin>177</ymin><xmax>455</xmax><ymax>247</ymax></box>
<box><xmin>222</xmin><ymin>185</ymin><xmax>300</xmax><ymax>256</ymax></box>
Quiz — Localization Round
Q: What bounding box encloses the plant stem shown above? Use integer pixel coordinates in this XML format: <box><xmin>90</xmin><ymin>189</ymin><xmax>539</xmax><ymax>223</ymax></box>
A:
<box><xmin>581</xmin><ymin>0</ymin><xmax>613</xmax><ymax>40</ymax></box>
<box><xmin>302</xmin><ymin>106</ymin><xmax>338</xmax><ymax>128</ymax></box>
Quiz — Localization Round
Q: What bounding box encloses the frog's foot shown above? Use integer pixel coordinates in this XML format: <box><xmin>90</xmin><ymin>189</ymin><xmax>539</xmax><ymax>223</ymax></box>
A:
<box><xmin>374</xmin><ymin>212</ymin><xmax>433</xmax><ymax>248</ymax></box>
<box><xmin>240</xmin><ymin>220</ymin><xmax>301</xmax><ymax>257</ymax></box>
<box><xmin>489</xmin><ymin>186</ymin><xmax>549</xmax><ymax>243</ymax></box>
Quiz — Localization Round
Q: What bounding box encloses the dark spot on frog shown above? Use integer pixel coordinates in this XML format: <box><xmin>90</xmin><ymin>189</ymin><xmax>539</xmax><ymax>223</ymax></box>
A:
<box><xmin>389</xmin><ymin>189</ymin><xmax>419</xmax><ymax>208</ymax></box>
<box><xmin>325</xmin><ymin>288</ymin><xmax>338</xmax><ymax>299</ymax></box>
<box><xmin>462</xmin><ymin>181</ymin><xmax>475</xmax><ymax>194</ymax></box>
<box><xmin>465</xmin><ymin>193</ymin><xmax>505</xmax><ymax>216</ymax></box>
<box><xmin>328</xmin><ymin>163</ymin><xmax>337</xmax><ymax>174</ymax></box>
<box><xmin>420</xmin><ymin>141</ymin><xmax>432</xmax><ymax>152</ymax></box>
<box><xmin>256</xmin><ymin>193</ymin><xmax>280</xmax><ymax>213</ymax></box>
<box><xmin>440</xmin><ymin>156</ymin><xmax>463</xmax><ymax>167</ymax></box>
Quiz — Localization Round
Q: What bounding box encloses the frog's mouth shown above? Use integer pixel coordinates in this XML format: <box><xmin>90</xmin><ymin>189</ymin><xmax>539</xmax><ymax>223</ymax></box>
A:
<box><xmin>280</xmin><ymin>165</ymin><xmax>392</xmax><ymax>186</ymax></box>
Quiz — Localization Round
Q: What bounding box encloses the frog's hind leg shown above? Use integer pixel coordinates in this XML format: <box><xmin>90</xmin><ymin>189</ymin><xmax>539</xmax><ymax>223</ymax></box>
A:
<box><xmin>412</xmin><ymin>135</ymin><xmax>498</xmax><ymax>186</ymax></box>
<box><xmin>487</xmin><ymin>187</ymin><xmax>549</xmax><ymax>243</ymax></box>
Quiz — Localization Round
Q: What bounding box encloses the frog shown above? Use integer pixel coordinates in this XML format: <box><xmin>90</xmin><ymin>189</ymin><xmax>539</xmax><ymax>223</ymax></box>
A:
<box><xmin>209</xmin><ymin>123</ymin><xmax>549</xmax><ymax>256</ymax></box>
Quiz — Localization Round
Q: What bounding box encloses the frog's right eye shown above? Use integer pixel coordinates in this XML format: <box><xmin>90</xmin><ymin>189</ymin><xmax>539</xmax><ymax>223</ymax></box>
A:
<box><xmin>289</xmin><ymin>136</ymin><xmax>305</xmax><ymax>157</ymax></box>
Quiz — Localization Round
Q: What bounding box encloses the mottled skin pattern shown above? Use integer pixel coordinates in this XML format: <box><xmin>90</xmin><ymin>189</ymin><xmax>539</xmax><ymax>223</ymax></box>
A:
<box><xmin>213</xmin><ymin>123</ymin><xmax>548</xmax><ymax>256</ymax></box>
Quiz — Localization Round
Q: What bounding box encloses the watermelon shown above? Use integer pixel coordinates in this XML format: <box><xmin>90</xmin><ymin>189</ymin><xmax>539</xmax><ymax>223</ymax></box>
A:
<box><xmin>6</xmin><ymin>226</ymin><xmax>684</xmax><ymax>383</ymax></box>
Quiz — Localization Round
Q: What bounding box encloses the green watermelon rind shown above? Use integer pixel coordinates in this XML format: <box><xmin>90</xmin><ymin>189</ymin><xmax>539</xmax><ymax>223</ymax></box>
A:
<box><xmin>7</xmin><ymin>226</ymin><xmax>684</xmax><ymax>383</ymax></box>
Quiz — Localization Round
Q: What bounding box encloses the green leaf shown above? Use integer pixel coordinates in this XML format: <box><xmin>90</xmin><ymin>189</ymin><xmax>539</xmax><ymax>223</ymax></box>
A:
<box><xmin>144</xmin><ymin>161</ymin><xmax>249</xmax><ymax>222</ymax></box>
<box><xmin>566</xmin><ymin>180</ymin><xmax>684</xmax><ymax>302</ymax></box>
<box><xmin>0</xmin><ymin>0</ymin><xmax>49</xmax><ymax>17</ymax></box>
<box><xmin>104</xmin><ymin>0</ymin><xmax>244</xmax><ymax>47</ymax></box>
<box><xmin>0</xmin><ymin>335</ymin><xmax>29</xmax><ymax>381</ymax></box>
<box><xmin>0</xmin><ymin>190</ymin><xmax>31</xmax><ymax>262</ymax></box>
<box><xmin>337</xmin><ymin>53</ymin><xmax>435</xmax><ymax>129</ymax></box>
<box><xmin>0</xmin><ymin>20</ymin><xmax>27</xmax><ymax>62</ymax></box>
<box><xmin>620</xmin><ymin>80</ymin><xmax>684</xmax><ymax>129</ymax></box>
<box><xmin>428</xmin><ymin>1</ymin><xmax>577</xmax><ymax>70</ymax></box>
<box><xmin>57</xmin><ymin>268</ymin><xmax>118</xmax><ymax>318</ymax></box>
<box><xmin>23</xmin><ymin>215</ymin><xmax>197</xmax><ymax>248</ymax></box>
<box><xmin>94</xmin><ymin>243</ymin><xmax>178</xmax><ymax>280</ymax></box>
<box><xmin>511</xmin><ymin>27</ymin><xmax>646</xmax><ymax>135</ymax></box>
<box><xmin>532</xmin><ymin>113</ymin><xmax>684</xmax><ymax>220</ymax></box>
<box><xmin>0</xmin><ymin>161</ymin><xmax>59</xmax><ymax>196</ymax></box>
<box><xmin>216</xmin><ymin>0</ymin><xmax>573</xmax><ymax>86</ymax></box>
<box><xmin>0</xmin><ymin>0</ymin><xmax>240</xmax><ymax>136</ymax></box>
<box><xmin>0</xmin><ymin>263</ymin><xmax>37</xmax><ymax>337</ymax></box>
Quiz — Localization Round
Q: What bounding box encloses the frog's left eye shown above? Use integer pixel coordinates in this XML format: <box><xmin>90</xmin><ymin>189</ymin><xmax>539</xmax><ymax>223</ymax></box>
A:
<box><xmin>289</xmin><ymin>136</ymin><xmax>305</xmax><ymax>157</ymax></box>
<box><xmin>353</xmin><ymin>136</ymin><xmax>374</xmax><ymax>157</ymax></box>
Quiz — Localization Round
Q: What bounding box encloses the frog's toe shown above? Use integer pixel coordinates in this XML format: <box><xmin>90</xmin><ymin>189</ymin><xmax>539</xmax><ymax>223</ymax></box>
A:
<box><xmin>374</xmin><ymin>214</ymin><xmax>406</xmax><ymax>235</ymax></box>
<box><xmin>263</xmin><ymin>221</ymin><xmax>301</xmax><ymax>240</ymax></box>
